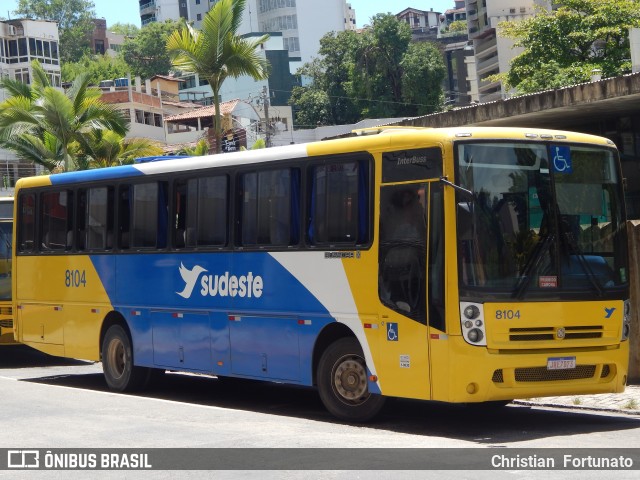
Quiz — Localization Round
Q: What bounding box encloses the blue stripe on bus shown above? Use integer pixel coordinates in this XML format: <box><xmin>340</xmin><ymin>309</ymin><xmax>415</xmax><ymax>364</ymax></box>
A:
<box><xmin>90</xmin><ymin>252</ymin><xmax>334</xmax><ymax>384</ymax></box>
<box><xmin>49</xmin><ymin>165</ymin><xmax>145</xmax><ymax>185</ymax></box>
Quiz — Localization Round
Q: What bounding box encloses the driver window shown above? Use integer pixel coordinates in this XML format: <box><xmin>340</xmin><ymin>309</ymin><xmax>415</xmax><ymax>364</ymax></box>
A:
<box><xmin>378</xmin><ymin>184</ymin><xmax>427</xmax><ymax>321</ymax></box>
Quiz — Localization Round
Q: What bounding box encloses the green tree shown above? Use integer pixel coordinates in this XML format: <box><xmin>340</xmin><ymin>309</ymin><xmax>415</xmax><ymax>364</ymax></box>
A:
<box><xmin>314</xmin><ymin>30</ymin><xmax>362</xmax><ymax>125</ymax></box>
<box><xmin>354</xmin><ymin>14</ymin><xmax>412</xmax><ymax>118</ymax></box>
<box><xmin>448</xmin><ymin>20</ymin><xmax>467</xmax><ymax>33</ymax></box>
<box><xmin>175</xmin><ymin>139</ymin><xmax>210</xmax><ymax>156</ymax></box>
<box><xmin>289</xmin><ymin>14</ymin><xmax>445</xmax><ymax>124</ymax></box>
<box><xmin>499</xmin><ymin>0</ymin><xmax>640</xmax><ymax>94</ymax></box>
<box><xmin>0</xmin><ymin>61</ymin><xmax>128</xmax><ymax>172</ymax></box>
<box><xmin>75</xmin><ymin>130</ymin><xmax>164</xmax><ymax>169</ymax></box>
<box><xmin>166</xmin><ymin>0</ymin><xmax>270</xmax><ymax>153</ymax></box>
<box><xmin>122</xmin><ymin>19</ymin><xmax>184</xmax><ymax>79</ymax></box>
<box><xmin>289</xmin><ymin>30</ymin><xmax>362</xmax><ymax>128</ymax></box>
<box><xmin>289</xmin><ymin>86</ymin><xmax>333</xmax><ymax>128</ymax></box>
<box><xmin>61</xmin><ymin>52</ymin><xmax>130</xmax><ymax>84</ymax></box>
<box><xmin>400</xmin><ymin>42</ymin><xmax>446</xmax><ymax>116</ymax></box>
<box><xmin>109</xmin><ymin>23</ymin><xmax>140</xmax><ymax>37</ymax></box>
<box><xmin>14</xmin><ymin>0</ymin><xmax>97</xmax><ymax>63</ymax></box>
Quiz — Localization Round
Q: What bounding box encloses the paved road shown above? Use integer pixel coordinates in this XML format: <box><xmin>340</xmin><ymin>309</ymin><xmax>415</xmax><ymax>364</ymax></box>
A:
<box><xmin>1</xmin><ymin>345</ymin><xmax>640</xmax><ymax>479</ymax></box>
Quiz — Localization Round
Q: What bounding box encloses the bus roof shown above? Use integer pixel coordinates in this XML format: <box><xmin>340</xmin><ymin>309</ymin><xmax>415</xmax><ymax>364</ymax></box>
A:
<box><xmin>14</xmin><ymin>127</ymin><xmax>616</xmax><ymax>189</ymax></box>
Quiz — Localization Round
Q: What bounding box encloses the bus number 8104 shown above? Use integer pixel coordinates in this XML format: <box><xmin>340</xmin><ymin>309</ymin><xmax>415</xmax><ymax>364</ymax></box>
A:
<box><xmin>65</xmin><ymin>269</ymin><xmax>86</xmax><ymax>288</ymax></box>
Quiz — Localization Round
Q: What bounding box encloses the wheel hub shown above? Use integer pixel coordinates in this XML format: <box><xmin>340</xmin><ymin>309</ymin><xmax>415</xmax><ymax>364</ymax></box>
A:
<box><xmin>333</xmin><ymin>357</ymin><xmax>368</xmax><ymax>403</ymax></box>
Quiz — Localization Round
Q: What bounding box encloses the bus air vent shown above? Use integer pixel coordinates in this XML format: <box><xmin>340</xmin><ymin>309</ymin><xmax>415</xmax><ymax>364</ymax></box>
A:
<box><xmin>515</xmin><ymin>365</ymin><xmax>596</xmax><ymax>382</ymax></box>
<box><xmin>509</xmin><ymin>326</ymin><xmax>603</xmax><ymax>341</ymax></box>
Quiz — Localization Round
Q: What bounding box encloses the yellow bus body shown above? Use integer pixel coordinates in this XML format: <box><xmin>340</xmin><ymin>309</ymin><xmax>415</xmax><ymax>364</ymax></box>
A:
<box><xmin>12</xmin><ymin>127</ymin><xmax>629</xmax><ymax>415</ymax></box>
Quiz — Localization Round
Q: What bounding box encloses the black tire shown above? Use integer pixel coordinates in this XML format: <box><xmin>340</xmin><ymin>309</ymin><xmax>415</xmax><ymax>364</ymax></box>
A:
<box><xmin>317</xmin><ymin>337</ymin><xmax>385</xmax><ymax>422</ymax></box>
<box><xmin>145</xmin><ymin>368</ymin><xmax>166</xmax><ymax>388</ymax></box>
<box><xmin>101</xmin><ymin>324</ymin><xmax>149</xmax><ymax>392</ymax></box>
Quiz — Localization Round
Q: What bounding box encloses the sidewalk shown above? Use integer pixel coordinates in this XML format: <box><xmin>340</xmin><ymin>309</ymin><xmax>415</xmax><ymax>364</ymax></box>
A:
<box><xmin>512</xmin><ymin>385</ymin><xmax>640</xmax><ymax>414</ymax></box>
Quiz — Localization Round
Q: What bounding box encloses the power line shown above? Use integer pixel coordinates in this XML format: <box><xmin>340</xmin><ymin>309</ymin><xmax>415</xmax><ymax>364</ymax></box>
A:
<box><xmin>269</xmin><ymin>88</ymin><xmax>445</xmax><ymax>109</ymax></box>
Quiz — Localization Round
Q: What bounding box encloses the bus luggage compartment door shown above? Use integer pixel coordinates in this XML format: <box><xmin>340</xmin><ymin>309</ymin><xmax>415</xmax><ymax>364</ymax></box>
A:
<box><xmin>18</xmin><ymin>303</ymin><xmax>64</xmax><ymax>345</ymax></box>
<box><xmin>151</xmin><ymin>310</ymin><xmax>211</xmax><ymax>372</ymax></box>
<box><xmin>229</xmin><ymin>315</ymin><xmax>300</xmax><ymax>381</ymax></box>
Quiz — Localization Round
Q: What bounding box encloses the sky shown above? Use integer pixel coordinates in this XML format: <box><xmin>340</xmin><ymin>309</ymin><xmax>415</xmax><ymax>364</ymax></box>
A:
<box><xmin>4</xmin><ymin>0</ymin><xmax>458</xmax><ymax>29</ymax></box>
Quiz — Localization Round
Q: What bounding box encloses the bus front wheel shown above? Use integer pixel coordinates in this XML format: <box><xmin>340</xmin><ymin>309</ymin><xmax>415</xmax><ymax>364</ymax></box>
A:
<box><xmin>102</xmin><ymin>324</ymin><xmax>148</xmax><ymax>392</ymax></box>
<box><xmin>317</xmin><ymin>337</ymin><xmax>385</xmax><ymax>422</ymax></box>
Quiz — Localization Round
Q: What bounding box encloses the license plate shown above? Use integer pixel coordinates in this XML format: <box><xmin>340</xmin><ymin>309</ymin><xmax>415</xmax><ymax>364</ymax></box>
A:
<box><xmin>547</xmin><ymin>356</ymin><xmax>576</xmax><ymax>370</ymax></box>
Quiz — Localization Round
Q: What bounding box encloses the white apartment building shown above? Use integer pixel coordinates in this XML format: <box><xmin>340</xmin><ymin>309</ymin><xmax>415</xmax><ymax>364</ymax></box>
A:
<box><xmin>141</xmin><ymin>0</ymin><xmax>355</xmax><ymax>68</ymax></box>
<box><xmin>139</xmin><ymin>0</ymin><xmax>188</xmax><ymax>26</ymax></box>
<box><xmin>466</xmin><ymin>0</ymin><xmax>550</xmax><ymax>102</ymax></box>
<box><xmin>0</xmin><ymin>19</ymin><xmax>61</xmax><ymax>187</ymax></box>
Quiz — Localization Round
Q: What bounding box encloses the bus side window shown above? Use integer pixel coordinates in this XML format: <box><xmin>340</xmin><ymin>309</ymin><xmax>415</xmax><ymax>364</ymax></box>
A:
<box><xmin>76</xmin><ymin>189</ymin><xmax>87</xmax><ymax>251</ymax></box>
<box><xmin>131</xmin><ymin>183</ymin><xmax>158</xmax><ymax>249</ymax></box>
<box><xmin>118</xmin><ymin>186</ymin><xmax>131</xmax><ymax>249</ymax></box>
<box><xmin>174</xmin><ymin>181</ymin><xmax>187</xmax><ymax>248</ymax></box>
<box><xmin>18</xmin><ymin>193</ymin><xmax>36</xmax><ymax>253</ymax></box>
<box><xmin>86</xmin><ymin>187</ymin><xmax>113</xmax><ymax>250</ymax></box>
<box><xmin>40</xmin><ymin>190</ymin><xmax>72</xmax><ymax>251</ymax></box>
<box><xmin>186</xmin><ymin>175</ymin><xmax>228</xmax><ymax>248</ymax></box>
<box><xmin>307</xmin><ymin>160</ymin><xmax>369</xmax><ymax>246</ymax></box>
<box><xmin>240</xmin><ymin>169</ymin><xmax>293</xmax><ymax>247</ymax></box>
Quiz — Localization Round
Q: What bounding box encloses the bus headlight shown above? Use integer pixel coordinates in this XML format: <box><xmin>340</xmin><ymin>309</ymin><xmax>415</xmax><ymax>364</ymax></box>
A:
<box><xmin>460</xmin><ymin>302</ymin><xmax>487</xmax><ymax>346</ymax></box>
<box><xmin>463</xmin><ymin>305</ymin><xmax>480</xmax><ymax>320</ymax></box>
<box><xmin>622</xmin><ymin>299</ymin><xmax>631</xmax><ymax>341</ymax></box>
<box><xmin>467</xmin><ymin>328</ymin><xmax>484</xmax><ymax>343</ymax></box>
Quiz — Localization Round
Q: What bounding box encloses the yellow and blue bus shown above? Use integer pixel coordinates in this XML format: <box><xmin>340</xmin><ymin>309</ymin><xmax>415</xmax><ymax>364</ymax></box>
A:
<box><xmin>12</xmin><ymin>127</ymin><xmax>630</xmax><ymax>421</ymax></box>
<box><xmin>0</xmin><ymin>197</ymin><xmax>14</xmax><ymax>345</ymax></box>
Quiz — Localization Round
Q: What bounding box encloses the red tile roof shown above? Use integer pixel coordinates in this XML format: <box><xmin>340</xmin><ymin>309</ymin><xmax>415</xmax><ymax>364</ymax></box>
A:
<box><xmin>165</xmin><ymin>99</ymin><xmax>241</xmax><ymax>121</ymax></box>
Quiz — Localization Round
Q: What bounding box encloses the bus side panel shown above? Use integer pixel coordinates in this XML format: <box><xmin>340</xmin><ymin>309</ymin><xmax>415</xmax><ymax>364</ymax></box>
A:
<box><xmin>93</xmin><ymin>252</ymin><xmax>344</xmax><ymax>383</ymax></box>
<box><xmin>16</xmin><ymin>255</ymin><xmax>113</xmax><ymax>360</ymax></box>
<box><xmin>269</xmin><ymin>251</ymin><xmax>382</xmax><ymax>391</ymax></box>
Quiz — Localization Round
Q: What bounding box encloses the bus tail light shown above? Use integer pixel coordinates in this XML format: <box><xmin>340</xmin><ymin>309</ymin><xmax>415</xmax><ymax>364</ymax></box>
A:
<box><xmin>460</xmin><ymin>302</ymin><xmax>487</xmax><ymax>346</ymax></box>
<box><xmin>622</xmin><ymin>300</ymin><xmax>631</xmax><ymax>341</ymax></box>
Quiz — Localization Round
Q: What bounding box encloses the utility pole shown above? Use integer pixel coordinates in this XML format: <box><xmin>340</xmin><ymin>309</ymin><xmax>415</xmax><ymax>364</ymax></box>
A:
<box><xmin>261</xmin><ymin>85</ymin><xmax>271</xmax><ymax>147</ymax></box>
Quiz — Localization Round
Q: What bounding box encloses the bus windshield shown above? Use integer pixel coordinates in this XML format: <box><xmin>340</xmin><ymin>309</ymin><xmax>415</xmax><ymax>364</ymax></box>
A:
<box><xmin>456</xmin><ymin>142</ymin><xmax>628</xmax><ymax>298</ymax></box>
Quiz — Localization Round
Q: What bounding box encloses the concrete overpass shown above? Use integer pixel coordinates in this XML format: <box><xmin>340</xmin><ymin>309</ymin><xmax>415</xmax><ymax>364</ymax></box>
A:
<box><xmin>391</xmin><ymin>72</ymin><xmax>640</xmax><ymax>130</ymax></box>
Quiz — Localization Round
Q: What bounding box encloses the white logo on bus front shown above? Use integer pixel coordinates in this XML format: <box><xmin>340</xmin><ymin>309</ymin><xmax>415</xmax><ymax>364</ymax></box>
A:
<box><xmin>177</xmin><ymin>262</ymin><xmax>264</xmax><ymax>299</ymax></box>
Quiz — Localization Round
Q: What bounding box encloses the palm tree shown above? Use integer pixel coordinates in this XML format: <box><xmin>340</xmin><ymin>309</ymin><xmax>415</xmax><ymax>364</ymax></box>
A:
<box><xmin>0</xmin><ymin>61</ymin><xmax>128</xmax><ymax>172</ymax></box>
<box><xmin>166</xmin><ymin>0</ymin><xmax>270</xmax><ymax>153</ymax></box>
<box><xmin>175</xmin><ymin>138</ymin><xmax>210</xmax><ymax>156</ymax></box>
<box><xmin>76</xmin><ymin>130</ymin><xmax>164</xmax><ymax>169</ymax></box>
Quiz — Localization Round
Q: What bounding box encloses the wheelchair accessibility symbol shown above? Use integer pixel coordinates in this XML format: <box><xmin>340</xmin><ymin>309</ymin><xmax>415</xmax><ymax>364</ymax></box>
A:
<box><xmin>387</xmin><ymin>322</ymin><xmax>398</xmax><ymax>341</ymax></box>
<box><xmin>552</xmin><ymin>145</ymin><xmax>572</xmax><ymax>174</ymax></box>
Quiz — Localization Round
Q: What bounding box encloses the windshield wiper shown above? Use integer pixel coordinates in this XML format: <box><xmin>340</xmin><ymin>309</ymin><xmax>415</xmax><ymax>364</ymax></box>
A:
<box><xmin>512</xmin><ymin>233</ymin><xmax>555</xmax><ymax>299</ymax></box>
<box><xmin>439</xmin><ymin>176</ymin><xmax>474</xmax><ymax>198</ymax></box>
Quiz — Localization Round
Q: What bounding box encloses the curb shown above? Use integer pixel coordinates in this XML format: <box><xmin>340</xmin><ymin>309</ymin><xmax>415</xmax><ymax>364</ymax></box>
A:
<box><xmin>512</xmin><ymin>399</ymin><xmax>640</xmax><ymax>416</ymax></box>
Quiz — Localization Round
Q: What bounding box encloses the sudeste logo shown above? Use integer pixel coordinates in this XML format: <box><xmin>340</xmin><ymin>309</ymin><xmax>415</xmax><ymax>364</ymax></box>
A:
<box><xmin>177</xmin><ymin>262</ymin><xmax>263</xmax><ymax>299</ymax></box>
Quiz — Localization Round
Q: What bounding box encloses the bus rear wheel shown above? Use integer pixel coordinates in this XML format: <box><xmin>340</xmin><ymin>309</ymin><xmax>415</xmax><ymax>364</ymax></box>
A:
<box><xmin>102</xmin><ymin>324</ymin><xmax>148</xmax><ymax>392</ymax></box>
<box><xmin>317</xmin><ymin>337</ymin><xmax>385</xmax><ymax>422</ymax></box>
